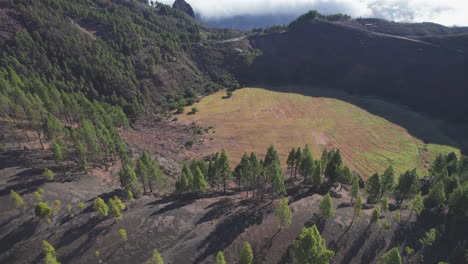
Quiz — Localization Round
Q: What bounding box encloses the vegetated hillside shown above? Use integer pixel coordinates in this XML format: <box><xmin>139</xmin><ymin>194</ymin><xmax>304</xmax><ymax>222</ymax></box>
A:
<box><xmin>0</xmin><ymin>0</ymin><xmax>244</xmax><ymax>117</ymax></box>
<box><xmin>178</xmin><ymin>87</ymin><xmax>459</xmax><ymax>178</ymax></box>
<box><xmin>240</xmin><ymin>18</ymin><xmax>468</xmax><ymax>124</ymax></box>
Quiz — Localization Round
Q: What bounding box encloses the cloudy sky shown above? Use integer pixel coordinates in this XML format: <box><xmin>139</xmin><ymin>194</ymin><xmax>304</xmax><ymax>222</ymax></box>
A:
<box><xmin>159</xmin><ymin>0</ymin><xmax>468</xmax><ymax>26</ymax></box>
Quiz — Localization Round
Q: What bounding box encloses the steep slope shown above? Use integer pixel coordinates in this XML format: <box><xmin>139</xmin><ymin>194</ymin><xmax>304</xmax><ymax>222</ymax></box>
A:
<box><xmin>0</xmin><ymin>0</ymin><xmax>243</xmax><ymax>116</ymax></box>
<box><xmin>241</xmin><ymin>19</ymin><xmax>468</xmax><ymax>124</ymax></box>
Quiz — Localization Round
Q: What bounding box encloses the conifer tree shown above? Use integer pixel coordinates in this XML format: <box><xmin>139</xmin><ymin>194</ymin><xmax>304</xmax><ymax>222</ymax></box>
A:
<box><xmin>301</xmin><ymin>146</ymin><xmax>314</xmax><ymax>183</ymax></box>
<box><xmin>43</xmin><ymin>240</ymin><xmax>61</xmax><ymax>264</ymax></box>
<box><xmin>312</xmin><ymin>160</ymin><xmax>323</xmax><ymax>189</ymax></box>
<box><xmin>108</xmin><ymin>196</ymin><xmax>125</xmax><ymax>221</ymax></box>
<box><xmin>409</xmin><ymin>192</ymin><xmax>424</xmax><ymax>220</ymax></box>
<box><xmin>35</xmin><ymin>202</ymin><xmax>52</xmax><ymax>219</ymax></box>
<box><xmin>287</xmin><ymin>148</ymin><xmax>296</xmax><ymax>178</ymax></box>
<box><xmin>250</xmin><ymin>152</ymin><xmax>262</xmax><ymax>197</ymax></box>
<box><xmin>43</xmin><ymin>168</ymin><xmax>55</xmax><ymax>181</ymax></box>
<box><xmin>176</xmin><ymin>164</ymin><xmax>193</xmax><ymax>194</ymax></box>
<box><xmin>378</xmin><ymin>247</ymin><xmax>401</xmax><ymax>264</ymax></box>
<box><xmin>237</xmin><ymin>153</ymin><xmax>251</xmax><ymax>194</ymax></box>
<box><xmin>325</xmin><ymin>149</ymin><xmax>343</xmax><ymax>186</ymax></box>
<box><xmin>217</xmin><ymin>150</ymin><xmax>231</xmax><ymax>194</ymax></box>
<box><xmin>366</xmin><ymin>173</ymin><xmax>382</xmax><ymax>202</ymax></box>
<box><xmin>292</xmin><ymin>225</ymin><xmax>334</xmax><ymax>264</ymax></box>
<box><xmin>294</xmin><ymin>147</ymin><xmax>302</xmax><ymax>178</ymax></box>
<box><xmin>136</xmin><ymin>158</ymin><xmax>149</xmax><ymax>193</ymax></box>
<box><xmin>396</xmin><ymin>169</ymin><xmax>419</xmax><ymax>204</ymax></box>
<box><xmin>93</xmin><ymin>197</ymin><xmax>109</xmax><ymax>218</ymax></box>
<box><xmin>268</xmin><ymin>159</ymin><xmax>286</xmax><ymax>197</ymax></box>
<box><xmin>276</xmin><ymin>198</ymin><xmax>292</xmax><ymax>229</ymax></box>
<box><xmin>193</xmin><ymin>166</ymin><xmax>207</xmax><ymax>193</ymax></box>
<box><xmin>381</xmin><ymin>165</ymin><xmax>395</xmax><ymax>196</ymax></box>
<box><xmin>264</xmin><ymin>145</ymin><xmax>279</xmax><ymax>168</ymax></box>
<box><xmin>371</xmin><ymin>205</ymin><xmax>381</xmax><ymax>224</ymax></box>
<box><xmin>119</xmin><ymin>165</ymin><xmax>143</xmax><ymax>198</ymax></box>
<box><xmin>239</xmin><ymin>242</ymin><xmax>253</xmax><ymax>264</ymax></box>
<box><xmin>351</xmin><ymin>176</ymin><xmax>359</xmax><ymax>204</ymax></box>
<box><xmin>380</xmin><ymin>196</ymin><xmax>389</xmax><ymax>214</ymax></box>
<box><xmin>215</xmin><ymin>251</ymin><xmax>226</xmax><ymax>264</ymax></box>
<box><xmin>50</xmin><ymin>140</ymin><xmax>63</xmax><ymax>168</ymax></box>
<box><xmin>9</xmin><ymin>190</ymin><xmax>25</xmax><ymax>210</ymax></box>
<box><xmin>320</xmin><ymin>193</ymin><xmax>335</xmax><ymax>220</ymax></box>
<box><xmin>353</xmin><ymin>195</ymin><xmax>363</xmax><ymax>222</ymax></box>
<box><xmin>147</xmin><ymin>249</ymin><xmax>164</xmax><ymax>264</ymax></box>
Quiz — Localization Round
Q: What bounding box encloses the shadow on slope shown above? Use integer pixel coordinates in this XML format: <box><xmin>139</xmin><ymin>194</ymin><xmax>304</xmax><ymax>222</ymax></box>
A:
<box><xmin>252</xmin><ymin>85</ymin><xmax>467</xmax><ymax>153</ymax></box>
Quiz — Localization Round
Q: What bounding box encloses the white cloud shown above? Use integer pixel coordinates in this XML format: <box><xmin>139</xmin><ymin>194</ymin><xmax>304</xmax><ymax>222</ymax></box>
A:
<box><xmin>158</xmin><ymin>0</ymin><xmax>468</xmax><ymax>26</ymax></box>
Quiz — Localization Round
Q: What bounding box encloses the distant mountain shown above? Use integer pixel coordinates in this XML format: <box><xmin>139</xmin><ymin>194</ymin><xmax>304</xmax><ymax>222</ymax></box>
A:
<box><xmin>341</xmin><ymin>18</ymin><xmax>468</xmax><ymax>37</ymax></box>
<box><xmin>199</xmin><ymin>14</ymin><xmax>298</xmax><ymax>30</ymax></box>
<box><xmin>239</xmin><ymin>18</ymin><xmax>468</xmax><ymax>123</ymax></box>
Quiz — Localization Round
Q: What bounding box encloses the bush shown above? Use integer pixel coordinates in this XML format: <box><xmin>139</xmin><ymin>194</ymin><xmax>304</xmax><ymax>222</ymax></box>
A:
<box><xmin>35</xmin><ymin>202</ymin><xmax>52</xmax><ymax>219</ymax></box>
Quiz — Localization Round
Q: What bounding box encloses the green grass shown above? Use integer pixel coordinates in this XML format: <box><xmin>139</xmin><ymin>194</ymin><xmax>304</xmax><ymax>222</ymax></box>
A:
<box><xmin>179</xmin><ymin>87</ymin><xmax>459</xmax><ymax>178</ymax></box>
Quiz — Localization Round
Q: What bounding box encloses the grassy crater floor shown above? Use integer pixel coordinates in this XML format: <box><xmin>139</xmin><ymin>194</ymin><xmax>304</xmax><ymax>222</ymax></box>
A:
<box><xmin>179</xmin><ymin>87</ymin><xmax>459</xmax><ymax>178</ymax></box>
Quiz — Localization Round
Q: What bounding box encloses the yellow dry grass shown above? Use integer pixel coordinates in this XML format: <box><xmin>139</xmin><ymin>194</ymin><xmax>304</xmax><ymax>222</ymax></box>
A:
<box><xmin>178</xmin><ymin>87</ymin><xmax>459</xmax><ymax>178</ymax></box>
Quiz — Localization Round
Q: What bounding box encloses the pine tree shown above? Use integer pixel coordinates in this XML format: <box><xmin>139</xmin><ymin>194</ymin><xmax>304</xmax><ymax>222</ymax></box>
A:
<box><xmin>193</xmin><ymin>166</ymin><xmax>207</xmax><ymax>193</ymax></box>
<box><xmin>50</xmin><ymin>140</ymin><xmax>63</xmax><ymax>168</ymax></box>
<box><xmin>409</xmin><ymin>192</ymin><xmax>424</xmax><ymax>220</ymax></box>
<box><xmin>264</xmin><ymin>145</ymin><xmax>279</xmax><ymax>168</ymax></box>
<box><xmin>268</xmin><ymin>159</ymin><xmax>286</xmax><ymax>197</ymax></box>
<box><xmin>215</xmin><ymin>251</ymin><xmax>226</xmax><ymax>264</ymax></box>
<box><xmin>43</xmin><ymin>240</ymin><xmax>61</xmax><ymax>264</ymax></box>
<box><xmin>287</xmin><ymin>148</ymin><xmax>296</xmax><ymax>178</ymax></box>
<box><xmin>275</xmin><ymin>198</ymin><xmax>292</xmax><ymax>229</ymax></box>
<box><xmin>325</xmin><ymin>149</ymin><xmax>343</xmax><ymax>186</ymax></box>
<box><xmin>42</xmin><ymin>168</ymin><xmax>55</xmax><ymax>181</ymax></box>
<box><xmin>217</xmin><ymin>150</ymin><xmax>231</xmax><ymax>194</ymax></box>
<box><xmin>93</xmin><ymin>197</ymin><xmax>109</xmax><ymax>218</ymax></box>
<box><xmin>319</xmin><ymin>193</ymin><xmax>335</xmax><ymax>220</ymax></box>
<box><xmin>176</xmin><ymin>164</ymin><xmax>193</xmax><ymax>194</ymax></box>
<box><xmin>353</xmin><ymin>195</ymin><xmax>363</xmax><ymax>222</ymax></box>
<box><xmin>378</xmin><ymin>247</ymin><xmax>401</xmax><ymax>264</ymax></box>
<box><xmin>366</xmin><ymin>173</ymin><xmax>382</xmax><ymax>202</ymax></box>
<box><xmin>147</xmin><ymin>249</ymin><xmax>164</xmax><ymax>264</ymax></box>
<box><xmin>294</xmin><ymin>147</ymin><xmax>302</xmax><ymax>178</ymax></box>
<box><xmin>292</xmin><ymin>225</ymin><xmax>334</xmax><ymax>264</ymax></box>
<box><xmin>396</xmin><ymin>169</ymin><xmax>419</xmax><ymax>204</ymax></box>
<box><xmin>301</xmin><ymin>147</ymin><xmax>314</xmax><ymax>183</ymax></box>
<box><xmin>136</xmin><ymin>158</ymin><xmax>149</xmax><ymax>193</ymax></box>
<box><xmin>424</xmin><ymin>180</ymin><xmax>446</xmax><ymax>210</ymax></box>
<box><xmin>108</xmin><ymin>196</ymin><xmax>125</xmax><ymax>221</ymax></box>
<box><xmin>381</xmin><ymin>165</ymin><xmax>395</xmax><ymax>196</ymax></box>
<box><xmin>249</xmin><ymin>152</ymin><xmax>262</xmax><ymax>197</ymax></box>
<box><xmin>351</xmin><ymin>176</ymin><xmax>359</xmax><ymax>204</ymax></box>
<box><xmin>380</xmin><ymin>196</ymin><xmax>389</xmax><ymax>213</ymax></box>
<box><xmin>9</xmin><ymin>190</ymin><xmax>25</xmax><ymax>210</ymax></box>
<box><xmin>371</xmin><ymin>205</ymin><xmax>381</xmax><ymax>224</ymax></box>
<box><xmin>239</xmin><ymin>241</ymin><xmax>253</xmax><ymax>264</ymax></box>
<box><xmin>238</xmin><ymin>153</ymin><xmax>251</xmax><ymax>194</ymax></box>
<box><xmin>312</xmin><ymin>160</ymin><xmax>323</xmax><ymax>189</ymax></box>
<box><xmin>119</xmin><ymin>165</ymin><xmax>143</xmax><ymax>198</ymax></box>
<box><xmin>119</xmin><ymin>229</ymin><xmax>128</xmax><ymax>241</ymax></box>
<box><xmin>35</xmin><ymin>202</ymin><xmax>52</xmax><ymax>219</ymax></box>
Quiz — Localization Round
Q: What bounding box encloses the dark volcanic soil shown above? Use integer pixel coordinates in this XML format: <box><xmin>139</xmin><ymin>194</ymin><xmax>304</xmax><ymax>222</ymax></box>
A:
<box><xmin>0</xmin><ymin>145</ymin><xmax>422</xmax><ymax>264</ymax></box>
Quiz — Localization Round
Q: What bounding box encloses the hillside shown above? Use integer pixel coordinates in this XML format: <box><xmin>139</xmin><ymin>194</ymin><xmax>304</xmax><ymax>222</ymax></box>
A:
<box><xmin>1</xmin><ymin>2</ymin><xmax>467</xmax><ymax>264</ymax></box>
<box><xmin>240</xmin><ymin>18</ymin><xmax>468</xmax><ymax>124</ymax></box>
<box><xmin>178</xmin><ymin>87</ymin><xmax>459</xmax><ymax>178</ymax></box>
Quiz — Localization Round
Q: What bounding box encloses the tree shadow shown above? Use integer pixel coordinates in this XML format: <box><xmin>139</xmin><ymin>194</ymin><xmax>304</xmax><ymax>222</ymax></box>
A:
<box><xmin>196</xmin><ymin>198</ymin><xmax>236</xmax><ymax>225</ymax></box>
<box><xmin>193</xmin><ymin>202</ymin><xmax>271</xmax><ymax>263</ymax></box>
<box><xmin>0</xmin><ymin>218</ymin><xmax>38</xmax><ymax>255</ymax></box>
<box><xmin>151</xmin><ymin>199</ymin><xmax>195</xmax><ymax>216</ymax></box>
<box><xmin>340</xmin><ymin>224</ymin><xmax>371</xmax><ymax>264</ymax></box>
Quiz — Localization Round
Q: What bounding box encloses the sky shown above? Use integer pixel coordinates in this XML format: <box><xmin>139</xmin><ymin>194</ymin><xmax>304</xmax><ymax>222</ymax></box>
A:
<box><xmin>159</xmin><ymin>0</ymin><xmax>468</xmax><ymax>26</ymax></box>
